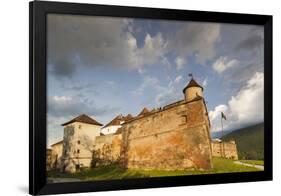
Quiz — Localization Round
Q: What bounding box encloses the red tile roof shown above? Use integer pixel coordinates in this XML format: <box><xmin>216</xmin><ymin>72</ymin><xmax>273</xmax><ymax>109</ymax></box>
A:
<box><xmin>61</xmin><ymin>114</ymin><xmax>103</xmax><ymax>126</ymax></box>
<box><xmin>103</xmin><ymin>114</ymin><xmax>134</xmax><ymax>128</ymax></box>
<box><xmin>103</xmin><ymin>115</ymin><xmax>124</xmax><ymax>128</ymax></box>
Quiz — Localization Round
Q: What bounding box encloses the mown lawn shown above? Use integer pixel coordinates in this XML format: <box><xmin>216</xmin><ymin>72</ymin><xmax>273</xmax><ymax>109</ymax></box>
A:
<box><xmin>47</xmin><ymin>158</ymin><xmax>262</xmax><ymax>182</ymax></box>
<box><xmin>238</xmin><ymin>160</ymin><xmax>264</xmax><ymax>166</ymax></box>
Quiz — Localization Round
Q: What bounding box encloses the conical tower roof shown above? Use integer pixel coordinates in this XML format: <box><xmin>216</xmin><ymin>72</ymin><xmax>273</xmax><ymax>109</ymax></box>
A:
<box><xmin>61</xmin><ymin>114</ymin><xmax>103</xmax><ymax>126</ymax></box>
<box><xmin>183</xmin><ymin>78</ymin><xmax>203</xmax><ymax>93</ymax></box>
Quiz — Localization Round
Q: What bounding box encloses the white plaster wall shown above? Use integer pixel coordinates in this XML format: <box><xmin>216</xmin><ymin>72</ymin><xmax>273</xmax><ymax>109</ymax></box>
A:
<box><xmin>101</xmin><ymin>125</ymin><xmax>122</xmax><ymax>135</ymax></box>
<box><xmin>63</xmin><ymin>122</ymin><xmax>102</xmax><ymax>170</ymax></box>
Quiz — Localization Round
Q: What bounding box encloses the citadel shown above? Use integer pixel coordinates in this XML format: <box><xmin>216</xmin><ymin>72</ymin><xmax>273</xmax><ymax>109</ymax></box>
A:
<box><xmin>47</xmin><ymin>77</ymin><xmax>238</xmax><ymax>173</ymax></box>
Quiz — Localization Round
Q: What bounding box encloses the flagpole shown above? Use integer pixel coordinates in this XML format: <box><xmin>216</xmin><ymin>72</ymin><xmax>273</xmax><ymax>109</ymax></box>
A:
<box><xmin>221</xmin><ymin>115</ymin><xmax>225</xmax><ymax>157</ymax></box>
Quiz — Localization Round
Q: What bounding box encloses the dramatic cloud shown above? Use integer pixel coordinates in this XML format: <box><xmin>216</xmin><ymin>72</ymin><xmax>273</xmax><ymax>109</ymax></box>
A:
<box><xmin>209</xmin><ymin>72</ymin><xmax>264</xmax><ymax>132</ymax></box>
<box><xmin>48</xmin><ymin>95</ymin><xmax>119</xmax><ymax>117</ymax></box>
<box><xmin>48</xmin><ymin>15</ymin><xmax>221</xmax><ymax>79</ymax></box>
<box><xmin>169</xmin><ymin>22</ymin><xmax>221</xmax><ymax>65</ymax></box>
<box><xmin>236</xmin><ymin>34</ymin><xmax>263</xmax><ymax>52</ymax></box>
<box><xmin>47</xmin><ymin>14</ymin><xmax>168</xmax><ymax>78</ymax></box>
<box><xmin>135</xmin><ymin>33</ymin><xmax>168</xmax><ymax>66</ymax></box>
<box><xmin>229</xmin><ymin>61</ymin><xmax>264</xmax><ymax>83</ymax></box>
<box><xmin>212</xmin><ymin>56</ymin><xmax>239</xmax><ymax>73</ymax></box>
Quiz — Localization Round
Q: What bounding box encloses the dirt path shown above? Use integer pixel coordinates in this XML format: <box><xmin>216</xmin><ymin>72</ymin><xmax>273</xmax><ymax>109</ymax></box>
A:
<box><xmin>234</xmin><ymin>161</ymin><xmax>264</xmax><ymax>170</ymax></box>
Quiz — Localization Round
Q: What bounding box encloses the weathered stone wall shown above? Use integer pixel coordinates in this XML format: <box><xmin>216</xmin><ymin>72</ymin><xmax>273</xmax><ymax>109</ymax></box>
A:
<box><xmin>92</xmin><ymin>133</ymin><xmax>122</xmax><ymax>167</ymax></box>
<box><xmin>211</xmin><ymin>141</ymin><xmax>238</xmax><ymax>160</ymax></box>
<box><xmin>46</xmin><ymin>149</ymin><xmax>52</xmax><ymax>171</ymax></box>
<box><xmin>50</xmin><ymin>142</ymin><xmax>63</xmax><ymax>169</ymax></box>
<box><xmin>121</xmin><ymin>98</ymin><xmax>212</xmax><ymax>170</ymax></box>
<box><xmin>185</xmin><ymin>86</ymin><xmax>203</xmax><ymax>102</ymax></box>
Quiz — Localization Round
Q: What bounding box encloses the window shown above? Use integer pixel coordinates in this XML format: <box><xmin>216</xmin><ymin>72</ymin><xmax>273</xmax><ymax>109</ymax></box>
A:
<box><xmin>181</xmin><ymin>115</ymin><xmax>187</xmax><ymax>124</ymax></box>
<box><xmin>77</xmin><ymin>149</ymin><xmax>80</xmax><ymax>154</ymax></box>
<box><xmin>77</xmin><ymin>140</ymin><xmax>80</xmax><ymax>144</ymax></box>
<box><xmin>79</xmin><ymin>125</ymin><xmax>82</xmax><ymax>129</ymax></box>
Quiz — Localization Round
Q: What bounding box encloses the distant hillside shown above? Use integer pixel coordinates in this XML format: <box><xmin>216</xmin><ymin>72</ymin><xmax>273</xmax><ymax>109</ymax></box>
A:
<box><xmin>211</xmin><ymin>130</ymin><xmax>232</xmax><ymax>139</ymax></box>
<box><xmin>222</xmin><ymin>123</ymin><xmax>264</xmax><ymax>160</ymax></box>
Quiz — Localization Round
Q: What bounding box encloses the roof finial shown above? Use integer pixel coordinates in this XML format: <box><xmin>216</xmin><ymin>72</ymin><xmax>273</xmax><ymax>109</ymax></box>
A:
<box><xmin>188</xmin><ymin>73</ymin><xmax>193</xmax><ymax>79</ymax></box>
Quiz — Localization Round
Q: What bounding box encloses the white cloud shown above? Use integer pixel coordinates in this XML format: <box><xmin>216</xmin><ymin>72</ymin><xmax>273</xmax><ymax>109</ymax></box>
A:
<box><xmin>209</xmin><ymin>72</ymin><xmax>264</xmax><ymax>132</ymax></box>
<box><xmin>133</xmin><ymin>76</ymin><xmax>162</xmax><ymax>95</ymax></box>
<box><xmin>134</xmin><ymin>33</ymin><xmax>168</xmax><ymax>68</ymax></box>
<box><xmin>137</xmin><ymin>68</ymin><xmax>146</xmax><ymax>74</ymax></box>
<box><xmin>155</xmin><ymin>76</ymin><xmax>184</xmax><ymax>106</ymax></box>
<box><xmin>202</xmin><ymin>78</ymin><xmax>208</xmax><ymax>87</ymax></box>
<box><xmin>175</xmin><ymin>56</ymin><xmax>186</xmax><ymax>70</ymax></box>
<box><xmin>48</xmin><ymin>95</ymin><xmax>118</xmax><ymax>117</ymax></box>
<box><xmin>228</xmin><ymin>72</ymin><xmax>264</xmax><ymax>125</ymax></box>
<box><xmin>175</xmin><ymin>75</ymin><xmax>183</xmax><ymax>83</ymax></box>
<box><xmin>212</xmin><ymin>56</ymin><xmax>239</xmax><ymax>73</ymax></box>
<box><xmin>209</xmin><ymin>104</ymin><xmax>228</xmax><ymax>122</ymax></box>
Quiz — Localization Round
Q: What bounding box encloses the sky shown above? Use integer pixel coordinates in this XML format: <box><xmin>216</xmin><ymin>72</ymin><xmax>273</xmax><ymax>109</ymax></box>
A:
<box><xmin>46</xmin><ymin>14</ymin><xmax>264</xmax><ymax>147</ymax></box>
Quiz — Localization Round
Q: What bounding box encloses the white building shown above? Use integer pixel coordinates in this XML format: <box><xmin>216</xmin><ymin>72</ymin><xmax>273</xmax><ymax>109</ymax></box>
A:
<box><xmin>60</xmin><ymin>114</ymin><xmax>103</xmax><ymax>173</ymax></box>
<box><xmin>100</xmin><ymin>114</ymin><xmax>133</xmax><ymax>135</ymax></box>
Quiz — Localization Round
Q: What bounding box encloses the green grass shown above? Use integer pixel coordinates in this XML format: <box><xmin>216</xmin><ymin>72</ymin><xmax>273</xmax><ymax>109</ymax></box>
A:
<box><xmin>47</xmin><ymin>158</ymin><xmax>262</xmax><ymax>182</ymax></box>
<box><xmin>239</xmin><ymin>160</ymin><xmax>264</xmax><ymax>166</ymax></box>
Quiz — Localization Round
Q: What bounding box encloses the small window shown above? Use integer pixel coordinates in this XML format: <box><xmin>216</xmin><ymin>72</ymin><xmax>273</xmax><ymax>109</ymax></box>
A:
<box><xmin>77</xmin><ymin>140</ymin><xmax>80</xmax><ymax>144</ymax></box>
<box><xmin>79</xmin><ymin>125</ymin><xmax>82</xmax><ymax>129</ymax></box>
<box><xmin>181</xmin><ymin>115</ymin><xmax>187</xmax><ymax>124</ymax></box>
<box><xmin>77</xmin><ymin>149</ymin><xmax>80</xmax><ymax>154</ymax></box>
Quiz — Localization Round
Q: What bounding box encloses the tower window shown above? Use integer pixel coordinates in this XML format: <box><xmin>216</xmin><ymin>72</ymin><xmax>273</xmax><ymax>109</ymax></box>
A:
<box><xmin>77</xmin><ymin>140</ymin><xmax>80</xmax><ymax>144</ymax></box>
<box><xmin>77</xmin><ymin>149</ymin><xmax>80</xmax><ymax>154</ymax></box>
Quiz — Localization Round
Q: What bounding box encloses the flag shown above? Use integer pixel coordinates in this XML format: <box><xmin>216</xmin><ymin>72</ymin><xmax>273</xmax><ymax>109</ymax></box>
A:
<box><xmin>221</xmin><ymin>112</ymin><xmax>227</xmax><ymax>120</ymax></box>
<box><xmin>188</xmin><ymin>73</ymin><xmax>193</xmax><ymax>78</ymax></box>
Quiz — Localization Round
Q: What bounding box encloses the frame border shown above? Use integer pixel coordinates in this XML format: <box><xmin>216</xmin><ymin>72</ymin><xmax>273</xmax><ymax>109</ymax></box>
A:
<box><xmin>29</xmin><ymin>1</ymin><xmax>273</xmax><ymax>195</ymax></box>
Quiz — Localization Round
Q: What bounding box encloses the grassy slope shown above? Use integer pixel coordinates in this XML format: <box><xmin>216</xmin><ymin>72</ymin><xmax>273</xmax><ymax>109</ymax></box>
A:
<box><xmin>222</xmin><ymin>123</ymin><xmax>264</xmax><ymax>160</ymax></box>
<box><xmin>238</xmin><ymin>160</ymin><xmax>264</xmax><ymax>166</ymax></box>
<box><xmin>48</xmin><ymin>158</ymin><xmax>261</xmax><ymax>181</ymax></box>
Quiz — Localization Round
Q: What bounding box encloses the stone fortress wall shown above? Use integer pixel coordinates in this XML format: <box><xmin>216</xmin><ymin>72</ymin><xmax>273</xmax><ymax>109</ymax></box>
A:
<box><xmin>120</xmin><ymin>98</ymin><xmax>212</xmax><ymax>170</ymax></box>
<box><xmin>92</xmin><ymin>133</ymin><xmax>122</xmax><ymax>167</ymax></box>
<box><xmin>211</xmin><ymin>140</ymin><xmax>238</xmax><ymax>160</ymax></box>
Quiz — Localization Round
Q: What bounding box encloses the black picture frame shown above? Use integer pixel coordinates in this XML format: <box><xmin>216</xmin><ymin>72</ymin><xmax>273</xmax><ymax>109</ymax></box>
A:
<box><xmin>29</xmin><ymin>1</ymin><xmax>273</xmax><ymax>195</ymax></box>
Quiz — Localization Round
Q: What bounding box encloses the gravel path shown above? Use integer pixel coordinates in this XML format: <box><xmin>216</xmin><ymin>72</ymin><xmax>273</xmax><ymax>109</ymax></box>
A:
<box><xmin>234</xmin><ymin>161</ymin><xmax>264</xmax><ymax>170</ymax></box>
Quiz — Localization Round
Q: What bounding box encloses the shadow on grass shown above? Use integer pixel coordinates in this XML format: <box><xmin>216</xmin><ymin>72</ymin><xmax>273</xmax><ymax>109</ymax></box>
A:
<box><xmin>47</xmin><ymin>158</ymin><xmax>261</xmax><ymax>182</ymax></box>
<box><xmin>48</xmin><ymin>164</ymin><xmax>149</xmax><ymax>181</ymax></box>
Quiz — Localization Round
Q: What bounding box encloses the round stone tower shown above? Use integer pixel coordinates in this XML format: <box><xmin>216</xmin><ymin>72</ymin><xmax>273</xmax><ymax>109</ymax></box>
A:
<box><xmin>183</xmin><ymin>77</ymin><xmax>204</xmax><ymax>102</ymax></box>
